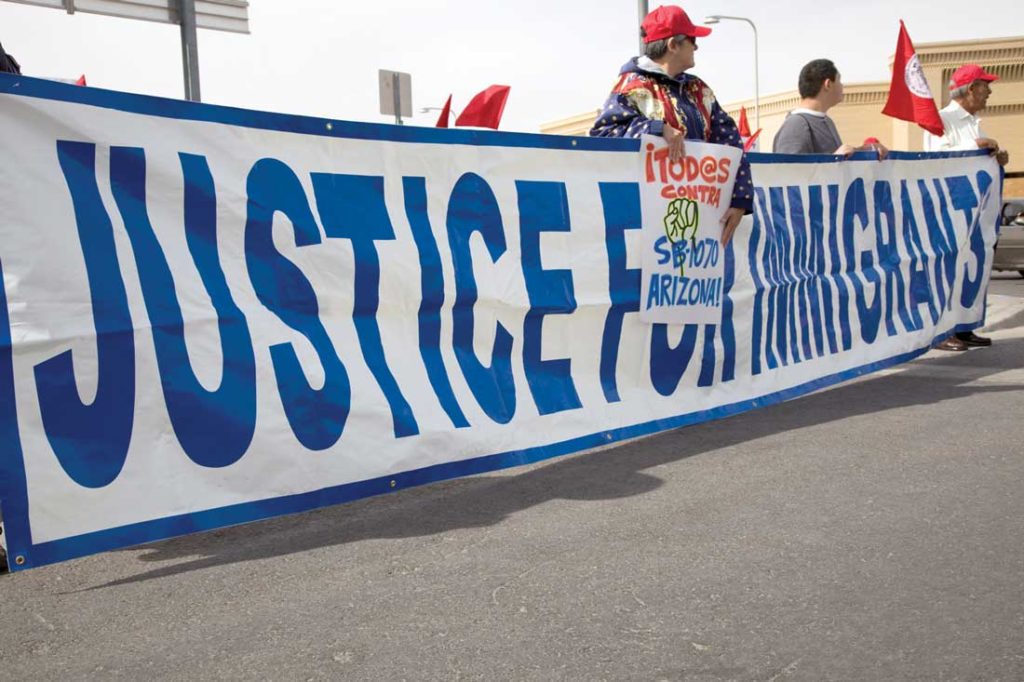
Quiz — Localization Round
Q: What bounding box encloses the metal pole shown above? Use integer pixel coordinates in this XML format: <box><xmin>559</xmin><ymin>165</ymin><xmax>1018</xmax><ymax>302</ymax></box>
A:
<box><xmin>726</xmin><ymin>17</ymin><xmax>759</xmax><ymax>132</ymax></box>
<box><xmin>637</xmin><ymin>0</ymin><xmax>648</xmax><ymax>54</ymax></box>
<box><xmin>179</xmin><ymin>0</ymin><xmax>200</xmax><ymax>102</ymax></box>
<box><xmin>751</xmin><ymin>21</ymin><xmax>759</xmax><ymax>132</ymax></box>
<box><xmin>706</xmin><ymin>16</ymin><xmax>759</xmax><ymax>131</ymax></box>
<box><xmin>392</xmin><ymin>72</ymin><xmax>403</xmax><ymax>125</ymax></box>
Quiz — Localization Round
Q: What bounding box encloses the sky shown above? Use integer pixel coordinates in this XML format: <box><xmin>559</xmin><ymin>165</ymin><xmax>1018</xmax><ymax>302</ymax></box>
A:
<box><xmin>1</xmin><ymin>0</ymin><xmax>1023</xmax><ymax>132</ymax></box>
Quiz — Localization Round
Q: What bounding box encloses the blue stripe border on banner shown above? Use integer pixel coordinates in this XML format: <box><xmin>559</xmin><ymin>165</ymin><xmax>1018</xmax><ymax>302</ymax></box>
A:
<box><xmin>747</xmin><ymin>149</ymin><xmax>990</xmax><ymax>163</ymax></box>
<box><xmin>0</xmin><ymin>73</ymin><xmax>629</xmax><ymax>152</ymax></box>
<box><xmin>0</xmin><ymin>73</ymin><xmax>990</xmax><ymax>162</ymax></box>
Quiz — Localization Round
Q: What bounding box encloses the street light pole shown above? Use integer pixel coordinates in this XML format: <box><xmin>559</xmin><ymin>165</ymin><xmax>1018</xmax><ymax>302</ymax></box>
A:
<box><xmin>704</xmin><ymin>15</ymin><xmax>758</xmax><ymax>131</ymax></box>
<box><xmin>179</xmin><ymin>0</ymin><xmax>201</xmax><ymax>102</ymax></box>
<box><xmin>420</xmin><ymin>106</ymin><xmax>455</xmax><ymax>124</ymax></box>
<box><xmin>637</xmin><ymin>0</ymin><xmax>648</xmax><ymax>54</ymax></box>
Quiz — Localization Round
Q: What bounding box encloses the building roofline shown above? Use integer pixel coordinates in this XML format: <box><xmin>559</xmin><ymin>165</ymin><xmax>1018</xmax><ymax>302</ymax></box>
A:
<box><xmin>913</xmin><ymin>35</ymin><xmax>1024</xmax><ymax>52</ymax></box>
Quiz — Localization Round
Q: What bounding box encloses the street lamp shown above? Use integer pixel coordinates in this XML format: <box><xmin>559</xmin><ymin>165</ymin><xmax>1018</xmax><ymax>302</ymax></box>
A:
<box><xmin>704</xmin><ymin>15</ymin><xmax>759</xmax><ymax>132</ymax></box>
<box><xmin>420</xmin><ymin>106</ymin><xmax>454</xmax><ymax>123</ymax></box>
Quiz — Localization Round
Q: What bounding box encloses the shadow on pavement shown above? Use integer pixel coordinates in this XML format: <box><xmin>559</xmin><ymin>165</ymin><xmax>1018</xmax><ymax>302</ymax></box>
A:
<box><xmin>84</xmin><ymin>336</ymin><xmax>1024</xmax><ymax>589</ymax></box>
<box><xmin>985</xmin><ymin>307</ymin><xmax>1024</xmax><ymax>332</ymax></box>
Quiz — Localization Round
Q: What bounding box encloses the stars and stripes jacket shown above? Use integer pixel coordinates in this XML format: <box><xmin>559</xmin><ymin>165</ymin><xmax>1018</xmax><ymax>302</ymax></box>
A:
<box><xmin>590</xmin><ymin>57</ymin><xmax>753</xmax><ymax>213</ymax></box>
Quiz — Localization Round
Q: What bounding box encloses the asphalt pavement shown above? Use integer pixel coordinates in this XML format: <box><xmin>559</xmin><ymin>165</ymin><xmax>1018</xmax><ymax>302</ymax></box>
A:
<box><xmin>1</xmin><ymin>280</ymin><xmax>1022</xmax><ymax>681</ymax></box>
<box><xmin>990</xmin><ymin>270</ymin><xmax>1024</xmax><ymax>298</ymax></box>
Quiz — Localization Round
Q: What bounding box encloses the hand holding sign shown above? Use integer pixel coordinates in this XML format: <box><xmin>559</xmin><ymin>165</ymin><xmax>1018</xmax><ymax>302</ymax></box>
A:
<box><xmin>720</xmin><ymin>207</ymin><xmax>746</xmax><ymax>246</ymax></box>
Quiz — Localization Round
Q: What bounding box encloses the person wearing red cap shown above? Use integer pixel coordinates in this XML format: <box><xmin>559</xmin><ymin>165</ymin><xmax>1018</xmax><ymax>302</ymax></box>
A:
<box><xmin>924</xmin><ymin>64</ymin><xmax>1008</xmax><ymax>352</ymax></box>
<box><xmin>589</xmin><ymin>5</ymin><xmax>752</xmax><ymax>245</ymax></box>
<box><xmin>924</xmin><ymin>64</ymin><xmax>1009</xmax><ymax>165</ymax></box>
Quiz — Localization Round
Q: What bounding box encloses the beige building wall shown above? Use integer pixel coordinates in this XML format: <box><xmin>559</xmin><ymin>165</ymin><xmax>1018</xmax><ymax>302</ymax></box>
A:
<box><xmin>720</xmin><ymin>82</ymin><xmax>895</xmax><ymax>153</ymax></box>
<box><xmin>541</xmin><ymin>36</ymin><xmax>1024</xmax><ymax>196</ymax></box>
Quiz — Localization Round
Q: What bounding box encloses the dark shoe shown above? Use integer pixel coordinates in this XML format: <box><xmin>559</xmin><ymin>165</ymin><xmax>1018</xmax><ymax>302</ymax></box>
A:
<box><xmin>955</xmin><ymin>331</ymin><xmax>992</xmax><ymax>347</ymax></box>
<box><xmin>935</xmin><ymin>336</ymin><xmax>968</xmax><ymax>352</ymax></box>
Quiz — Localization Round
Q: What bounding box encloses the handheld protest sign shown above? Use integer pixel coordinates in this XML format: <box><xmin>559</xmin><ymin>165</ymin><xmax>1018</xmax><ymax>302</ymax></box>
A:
<box><xmin>639</xmin><ymin>137</ymin><xmax>742</xmax><ymax>325</ymax></box>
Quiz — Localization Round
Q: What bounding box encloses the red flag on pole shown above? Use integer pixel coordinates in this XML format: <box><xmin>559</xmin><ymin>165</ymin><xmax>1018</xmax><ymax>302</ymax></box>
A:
<box><xmin>737</xmin><ymin>106</ymin><xmax>751</xmax><ymax>138</ymax></box>
<box><xmin>455</xmin><ymin>85</ymin><xmax>511</xmax><ymax>129</ymax></box>
<box><xmin>881</xmin><ymin>20</ymin><xmax>944</xmax><ymax>136</ymax></box>
<box><xmin>736</xmin><ymin>106</ymin><xmax>761</xmax><ymax>151</ymax></box>
<box><xmin>435</xmin><ymin>94</ymin><xmax>452</xmax><ymax>128</ymax></box>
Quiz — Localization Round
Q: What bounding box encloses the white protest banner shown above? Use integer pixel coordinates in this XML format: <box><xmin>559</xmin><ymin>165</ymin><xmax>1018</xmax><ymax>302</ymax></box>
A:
<box><xmin>0</xmin><ymin>74</ymin><xmax>1000</xmax><ymax>570</ymax></box>
<box><xmin>639</xmin><ymin>137</ymin><xmax>741</xmax><ymax>324</ymax></box>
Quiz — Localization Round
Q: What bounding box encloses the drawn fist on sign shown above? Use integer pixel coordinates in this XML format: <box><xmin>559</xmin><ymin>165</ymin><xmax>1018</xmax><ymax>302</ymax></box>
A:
<box><xmin>664</xmin><ymin>197</ymin><xmax>699</xmax><ymax>243</ymax></box>
<box><xmin>663</xmin><ymin>197</ymin><xmax>700</xmax><ymax>274</ymax></box>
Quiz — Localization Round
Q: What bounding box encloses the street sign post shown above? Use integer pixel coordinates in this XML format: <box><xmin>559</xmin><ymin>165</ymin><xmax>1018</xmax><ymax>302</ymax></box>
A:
<box><xmin>378</xmin><ymin>69</ymin><xmax>412</xmax><ymax>125</ymax></box>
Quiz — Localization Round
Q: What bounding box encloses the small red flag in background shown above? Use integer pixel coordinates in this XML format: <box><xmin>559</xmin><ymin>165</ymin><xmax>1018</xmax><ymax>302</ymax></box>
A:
<box><xmin>75</xmin><ymin>74</ymin><xmax>87</xmax><ymax>86</ymax></box>
<box><xmin>435</xmin><ymin>94</ymin><xmax>452</xmax><ymax>128</ymax></box>
<box><xmin>455</xmin><ymin>85</ymin><xmax>511</xmax><ymax>129</ymax></box>
<box><xmin>882</xmin><ymin>20</ymin><xmax>944</xmax><ymax>136</ymax></box>
<box><xmin>737</xmin><ymin>106</ymin><xmax>751</xmax><ymax>137</ymax></box>
<box><xmin>737</xmin><ymin>105</ymin><xmax>762</xmax><ymax>152</ymax></box>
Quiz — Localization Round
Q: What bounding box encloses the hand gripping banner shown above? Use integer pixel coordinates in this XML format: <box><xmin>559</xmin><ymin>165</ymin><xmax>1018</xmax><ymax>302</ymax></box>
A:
<box><xmin>0</xmin><ymin>75</ymin><xmax>1000</xmax><ymax>570</ymax></box>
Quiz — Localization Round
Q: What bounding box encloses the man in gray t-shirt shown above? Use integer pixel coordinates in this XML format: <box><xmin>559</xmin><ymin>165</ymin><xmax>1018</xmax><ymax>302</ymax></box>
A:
<box><xmin>773</xmin><ymin>59</ymin><xmax>887</xmax><ymax>158</ymax></box>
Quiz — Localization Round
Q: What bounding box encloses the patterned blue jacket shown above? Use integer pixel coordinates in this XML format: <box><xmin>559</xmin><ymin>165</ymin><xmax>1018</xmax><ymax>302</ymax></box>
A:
<box><xmin>590</xmin><ymin>58</ymin><xmax>753</xmax><ymax>213</ymax></box>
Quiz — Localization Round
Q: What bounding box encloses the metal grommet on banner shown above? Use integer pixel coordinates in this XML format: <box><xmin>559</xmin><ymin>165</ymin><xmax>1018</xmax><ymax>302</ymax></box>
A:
<box><xmin>389</xmin><ymin>480</ymin><xmax>397</xmax><ymax>488</ymax></box>
<box><xmin>326</xmin><ymin>122</ymin><xmax>333</xmax><ymax>131</ymax></box>
<box><xmin>571</xmin><ymin>139</ymin><xmax>577</xmax><ymax>146</ymax></box>
<box><xmin>15</xmin><ymin>556</ymin><xmax>25</xmax><ymax>566</ymax></box>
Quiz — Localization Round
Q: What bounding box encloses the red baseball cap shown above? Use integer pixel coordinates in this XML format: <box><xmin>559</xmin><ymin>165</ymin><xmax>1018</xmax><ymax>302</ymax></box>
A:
<box><xmin>641</xmin><ymin>5</ymin><xmax>712</xmax><ymax>43</ymax></box>
<box><xmin>949</xmin><ymin>64</ymin><xmax>999</xmax><ymax>90</ymax></box>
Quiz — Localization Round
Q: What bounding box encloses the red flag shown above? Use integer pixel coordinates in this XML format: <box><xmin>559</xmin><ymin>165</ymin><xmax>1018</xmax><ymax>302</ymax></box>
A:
<box><xmin>74</xmin><ymin>74</ymin><xmax>87</xmax><ymax>86</ymax></box>
<box><xmin>743</xmin><ymin>128</ymin><xmax>762</xmax><ymax>153</ymax></box>
<box><xmin>737</xmin><ymin>106</ymin><xmax>751</xmax><ymax>138</ymax></box>
<box><xmin>455</xmin><ymin>85</ymin><xmax>511</xmax><ymax>129</ymax></box>
<box><xmin>882</xmin><ymin>20</ymin><xmax>944</xmax><ymax>136</ymax></box>
<box><xmin>435</xmin><ymin>94</ymin><xmax>452</xmax><ymax>128</ymax></box>
<box><xmin>736</xmin><ymin>106</ymin><xmax>761</xmax><ymax>151</ymax></box>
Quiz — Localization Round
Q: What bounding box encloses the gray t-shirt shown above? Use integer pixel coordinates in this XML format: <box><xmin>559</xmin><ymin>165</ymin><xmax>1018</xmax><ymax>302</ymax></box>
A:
<box><xmin>772</xmin><ymin>111</ymin><xmax>843</xmax><ymax>154</ymax></box>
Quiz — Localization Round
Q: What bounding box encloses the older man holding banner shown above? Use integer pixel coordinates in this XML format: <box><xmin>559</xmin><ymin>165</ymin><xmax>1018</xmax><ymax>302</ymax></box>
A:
<box><xmin>882</xmin><ymin>22</ymin><xmax>1006</xmax><ymax>352</ymax></box>
<box><xmin>919</xmin><ymin>64</ymin><xmax>1009</xmax><ymax>350</ymax></box>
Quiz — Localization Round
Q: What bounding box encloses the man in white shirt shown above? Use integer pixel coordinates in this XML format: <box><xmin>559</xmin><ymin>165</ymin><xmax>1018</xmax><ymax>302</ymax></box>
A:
<box><xmin>924</xmin><ymin>64</ymin><xmax>1009</xmax><ymax>351</ymax></box>
<box><xmin>924</xmin><ymin>64</ymin><xmax>1010</xmax><ymax>165</ymax></box>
